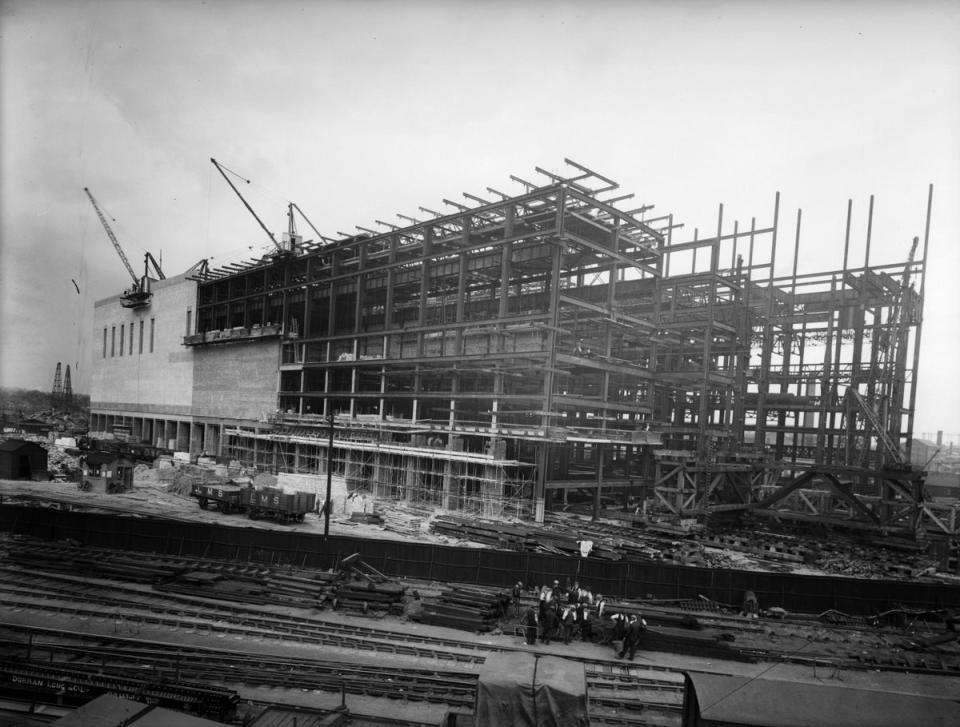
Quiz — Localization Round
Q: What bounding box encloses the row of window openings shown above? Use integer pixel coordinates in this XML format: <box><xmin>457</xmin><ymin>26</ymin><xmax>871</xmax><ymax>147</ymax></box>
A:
<box><xmin>103</xmin><ymin>310</ymin><xmax>193</xmax><ymax>358</ymax></box>
<box><xmin>103</xmin><ymin>318</ymin><xmax>154</xmax><ymax>358</ymax></box>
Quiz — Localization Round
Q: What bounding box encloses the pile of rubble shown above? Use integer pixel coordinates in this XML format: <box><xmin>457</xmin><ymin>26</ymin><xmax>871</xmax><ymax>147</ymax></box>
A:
<box><xmin>46</xmin><ymin>445</ymin><xmax>81</xmax><ymax>482</ymax></box>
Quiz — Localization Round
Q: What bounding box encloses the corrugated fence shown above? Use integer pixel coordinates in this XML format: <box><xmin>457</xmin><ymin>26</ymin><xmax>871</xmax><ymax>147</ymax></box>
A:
<box><xmin>1</xmin><ymin>505</ymin><xmax>957</xmax><ymax>615</ymax></box>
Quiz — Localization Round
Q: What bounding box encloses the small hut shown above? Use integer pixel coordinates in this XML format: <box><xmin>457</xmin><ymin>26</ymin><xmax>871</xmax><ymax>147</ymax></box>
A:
<box><xmin>81</xmin><ymin>450</ymin><xmax>135</xmax><ymax>493</ymax></box>
<box><xmin>0</xmin><ymin>439</ymin><xmax>48</xmax><ymax>480</ymax></box>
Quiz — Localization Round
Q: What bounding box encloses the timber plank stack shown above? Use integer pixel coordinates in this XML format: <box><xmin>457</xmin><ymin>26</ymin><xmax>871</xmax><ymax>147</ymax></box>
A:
<box><xmin>701</xmin><ymin>532</ymin><xmax>807</xmax><ymax>564</ymax></box>
<box><xmin>430</xmin><ymin>515</ymin><xmax>583</xmax><ymax>554</ymax></box>
<box><xmin>9</xmin><ymin>548</ymin><xmax>181</xmax><ymax>583</ymax></box>
<box><xmin>155</xmin><ymin>569</ymin><xmax>336</xmax><ymax>608</ymax></box>
<box><xmin>431</xmin><ymin>513</ymin><xmax>681</xmax><ymax>562</ymax></box>
<box><xmin>378</xmin><ymin>503</ymin><xmax>430</xmax><ymax>536</ymax></box>
<box><xmin>430</xmin><ymin>515</ymin><xmax>526</xmax><ymax>549</ymax></box>
<box><xmin>334</xmin><ymin>578</ymin><xmax>406</xmax><ymax>616</ymax></box>
<box><xmin>349</xmin><ymin>511</ymin><xmax>383</xmax><ymax>525</ymax></box>
<box><xmin>542</xmin><ymin>513</ymin><xmax>672</xmax><ymax>561</ymax></box>
<box><xmin>419</xmin><ymin>584</ymin><xmax>511</xmax><ymax>633</ymax></box>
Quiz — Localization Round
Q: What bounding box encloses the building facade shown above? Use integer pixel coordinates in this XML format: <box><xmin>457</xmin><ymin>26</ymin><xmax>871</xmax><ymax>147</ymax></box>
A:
<box><xmin>89</xmin><ymin>273</ymin><xmax>279</xmax><ymax>455</ymax></box>
<box><xmin>88</xmin><ymin>163</ymin><xmax>939</xmax><ymax>532</ymax></box>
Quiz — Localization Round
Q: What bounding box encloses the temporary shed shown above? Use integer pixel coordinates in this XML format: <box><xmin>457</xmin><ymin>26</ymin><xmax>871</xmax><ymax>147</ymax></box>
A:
<box><xmin>81</xmin><ymin>450</ymin><xmax>135</xmax><ymax>493</ymax></box>
<box><xmin>0</xmin><ymin>439</ymin><xmax>48</xmax><ymax>480</ymax></box>
<box><xmin>681</xmin><ymin>671</ymin><xmax>960</xmax><ymax>727</ymax></box>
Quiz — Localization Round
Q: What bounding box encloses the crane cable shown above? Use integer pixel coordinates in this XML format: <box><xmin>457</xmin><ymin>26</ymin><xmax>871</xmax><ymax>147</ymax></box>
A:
<box><xmin>215</xmin><ymin>160</ymin><xmax>252</xmax><ymax>185</ymax></box>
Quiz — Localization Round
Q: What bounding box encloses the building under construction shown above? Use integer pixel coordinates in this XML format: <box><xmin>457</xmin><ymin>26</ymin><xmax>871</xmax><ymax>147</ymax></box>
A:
<box><xmin>89</xmin><ymin>161</ymin><xmax>953</xmax><ymax>537</ymax></box>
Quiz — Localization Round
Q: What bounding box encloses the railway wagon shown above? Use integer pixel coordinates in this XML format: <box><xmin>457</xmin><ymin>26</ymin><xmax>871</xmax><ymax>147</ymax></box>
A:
<box><xmin>0</xmin><ymin>659</ymin><xmax>239</xmax><ymax>721</ymax></box>
<box><xmin>680</xmin><ymin>672</ymin><xmax>960</xmax><ymax>727</ymax></box>
<box><xmin>190</xmin><ymin>482</ymin><xmax>246</xmax><ymax>514</ymax></box>
<box><xmin>243</xmin><ymin>486</ymin><xmax>316</xmax><ymax>523</ymax></box>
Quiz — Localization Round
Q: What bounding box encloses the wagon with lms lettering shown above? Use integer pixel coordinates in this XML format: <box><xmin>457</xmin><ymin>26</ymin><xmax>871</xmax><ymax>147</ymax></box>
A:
<box><xmin>190</xmin><ymin>482</ymin><xmax>247</xmax><ymax>514</ymax></box>
<box><xmin>242</xmin><ymin>486</ymin><xmax>316</xmax><ymax>523</ymax></box>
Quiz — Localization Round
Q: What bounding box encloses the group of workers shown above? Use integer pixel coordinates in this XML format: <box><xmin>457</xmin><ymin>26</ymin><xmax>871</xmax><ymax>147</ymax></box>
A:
<box><xmin>516</xmin><ymin>579</ymin><xmax>647</xmax><ymax>660</ymax></box>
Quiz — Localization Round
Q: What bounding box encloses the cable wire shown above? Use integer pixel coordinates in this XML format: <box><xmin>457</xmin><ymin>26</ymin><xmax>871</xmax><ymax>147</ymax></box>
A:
<box><xmin>695</xmin><ymin>638</ymin><xmax>817</xmax><ymax>715</ymax></box>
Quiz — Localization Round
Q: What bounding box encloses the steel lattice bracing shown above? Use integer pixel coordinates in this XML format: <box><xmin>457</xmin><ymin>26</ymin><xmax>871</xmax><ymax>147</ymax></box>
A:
<box><xmin>186</xmin><ymin>165</ymin><xmax>935</xmax><ymax>533</ymax></box>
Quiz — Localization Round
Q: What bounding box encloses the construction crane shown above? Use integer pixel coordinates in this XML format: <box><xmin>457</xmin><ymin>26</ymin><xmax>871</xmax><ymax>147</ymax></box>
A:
<box><xmin>210</xmin><ymin>158</ymin><xmax>289</xmax><ymax>254</ymax></box>
<box><xmin>288</xmin><ymin>201</ymin><xmax>332</xmax><ymax>244</ymax></box>
<box><xmin>84</xmin><ymin>187</ymin><xmax>164</xmax><ymax>308</ymax></box>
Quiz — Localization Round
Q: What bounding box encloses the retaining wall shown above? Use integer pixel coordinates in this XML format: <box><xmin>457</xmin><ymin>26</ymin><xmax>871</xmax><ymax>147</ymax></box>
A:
<box><xmin>1</xmin><ymin>505</ymin><xmax>957</xmax><ymax>615</ymax></box>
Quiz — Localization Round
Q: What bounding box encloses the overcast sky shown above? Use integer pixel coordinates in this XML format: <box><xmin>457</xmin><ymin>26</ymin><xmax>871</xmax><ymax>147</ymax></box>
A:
<box><xmin>1</xmin><ymin>0</ymin><xmax>958</xmax><ymax>438</ymax></box>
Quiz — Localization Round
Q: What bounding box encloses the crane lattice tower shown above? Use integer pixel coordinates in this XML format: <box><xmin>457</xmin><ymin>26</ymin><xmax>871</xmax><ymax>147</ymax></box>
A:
<box><xmin>51</xmin><ymin>362</ymin><xmax>63</xmax><ymax>405</ymax></box>
<box><xmin>63</xmin><ymin>365</ymin><xmax>73</xmax><ymax>408</ymax></box>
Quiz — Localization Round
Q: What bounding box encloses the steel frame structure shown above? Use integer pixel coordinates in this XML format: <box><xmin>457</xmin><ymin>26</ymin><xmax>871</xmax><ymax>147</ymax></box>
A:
<box><xmin>186</xmin><ymin>163</ymin><xmax>940</xmax><ymax>535</ymax></box>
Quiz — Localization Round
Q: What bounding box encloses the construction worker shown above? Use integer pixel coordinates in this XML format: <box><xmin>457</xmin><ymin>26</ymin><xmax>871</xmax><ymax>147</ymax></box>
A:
<box><xmin>595</xmin><ymin>593</ymin><xmax>607</xmax><ymax>619</ymax></box>
<box><xmin>522</xmin><ymin>604</ymin><xmax>539</xmax><ymax>645</ymax></box>
<box><xmin>578</xmin><ymin>585</ymin><xmax>594</xmax><ymax>606</ymax></box>
<box><xmin>742</xmin><ymin>591</ymin><xmax>759</xmax><ymax>619</ymax></box>
<box><xmin>578</xmin><ymin>604</ymin><xmax>593</xmax><ymax>642</ymax></box>
<box><xmin>512</xmin><ymin>581</ymin><xmax>524</xmax><ymax>617</ymax></box>
<box><xmin>604</xmin><ymin>611</ymin><xmax>626</xmax><ymax>647</ymax></box>
<box><xmin>539</xmin><ymin>581</ymin><xmax>556</xmax><ymax>621</ymax></box>
<box><xmin>618</xmin><ymin>614</ymin><xmax>646</xmax><ymax>661</ymax></box>
<box><xmin>560</xmin><ymin>604</ymin><xmax>578</xmax><ymax>645</ymax></box>
<box><xmin>540</xmin><ymin>603</ymin><xmax>558</xmax><ymax>645</ymax></box>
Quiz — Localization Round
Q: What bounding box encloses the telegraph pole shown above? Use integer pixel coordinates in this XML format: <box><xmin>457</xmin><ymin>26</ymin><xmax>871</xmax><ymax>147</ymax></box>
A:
<box><xmin>324</xmin><ymin>413</ymin><xmax>334</xmax><ymax>538</ymax></box>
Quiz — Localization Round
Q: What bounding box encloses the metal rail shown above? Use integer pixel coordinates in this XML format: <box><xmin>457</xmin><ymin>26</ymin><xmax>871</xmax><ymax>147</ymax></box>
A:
<box><xmin>1</xmin><ymin>629</ymin><xmax>476</xmax><ymax>708</ymax></box>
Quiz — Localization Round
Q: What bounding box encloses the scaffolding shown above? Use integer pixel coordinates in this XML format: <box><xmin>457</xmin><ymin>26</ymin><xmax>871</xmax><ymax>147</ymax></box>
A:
<box><xmin>191</xmin><ymin>162</ymin><xmax>939</xmax><ymax>535</ymax></box>
<box><xmin>222</xmin><ymin>415</ymin><xmax>534</xmax><ymax>520</ymax></box>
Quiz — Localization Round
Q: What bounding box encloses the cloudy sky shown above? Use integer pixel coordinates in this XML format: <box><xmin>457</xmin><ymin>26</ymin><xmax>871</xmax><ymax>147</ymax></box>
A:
<box><xmin>1</xmin><ymin>0</ymin><xmax>958</xmax><ymax>438</ymax></box>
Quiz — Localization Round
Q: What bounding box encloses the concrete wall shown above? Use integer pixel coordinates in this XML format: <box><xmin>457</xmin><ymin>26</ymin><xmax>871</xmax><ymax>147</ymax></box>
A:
<box><xmin>91</xmin><ymin>275</ymin><xmax>197</xmax><ymax>416</ymax></box>
<box><xmin>89</xmin><ymin>273</ymin><xmax>280</xmax><ymax>455</ymax></box>
<box><xmin>192</xmin><ymin>339</ymin><xmax>279</xmax><ymax>422</ymax></box>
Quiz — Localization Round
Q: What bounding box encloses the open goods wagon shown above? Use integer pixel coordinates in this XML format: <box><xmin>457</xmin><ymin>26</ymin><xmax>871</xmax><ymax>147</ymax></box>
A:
<box><xmin>191</xmin><ymin>482</ymin><xmax>246</xmax><ymax>513</ymax></box>
<box><xmin>245</xmin><ymin>486</ymin><xmax>316</xmax><ymax>523</ymax></box>
<box><xmin>190</xmin><ymin>482</ymin><xmax>316</xmax><ymax>523</ymax></box>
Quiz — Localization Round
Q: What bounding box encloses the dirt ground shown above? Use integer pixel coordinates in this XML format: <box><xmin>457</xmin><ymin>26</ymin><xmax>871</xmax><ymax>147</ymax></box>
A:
<box><xmin>0</xmin><ymin>476</ymin><xmax>461</xmax><ymax>545</ymax></box>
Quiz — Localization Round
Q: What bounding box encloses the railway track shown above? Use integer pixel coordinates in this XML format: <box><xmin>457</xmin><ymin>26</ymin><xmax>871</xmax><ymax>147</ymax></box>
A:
<box><xmin>2</xmin><ymin>534</ymin><xmax>958</xmax><ymax>725</ymax></box>
<box><xmin>0</xmin><ymin>589</ymin><xmax>486</xmax><ymax>666</ymax></box>
<box><xmin>586</xmin><ymin>662</ymin><xmax>685</xmax><ymax>725</ymax></box>
<box><xmin>4</xmin><ymin>537</ymin><xmax>957</xmax><ymax>679</ymax></box>
<box><xmin>5</xmin><ymin>537</ymin><xmax>932</xmax><ymax>640</ymax></box>
<box><xmin>0</xmin><ymin>625</ymin><xmax>478</xmax><ymax>708</ymax></box>
<box><xmin>1</xmin><ymin>622</ymin><xmax>689</xmax><ymax>725</ymax></box>
<box><xmin>0</xmin><ymin>567</ymin><xmax>706</xmax><ymax>677</ymax></box>
<box><xmin>1</xmin><ymin>622</ymin><xmax>693</xmax><ymax>725</ymax></box>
